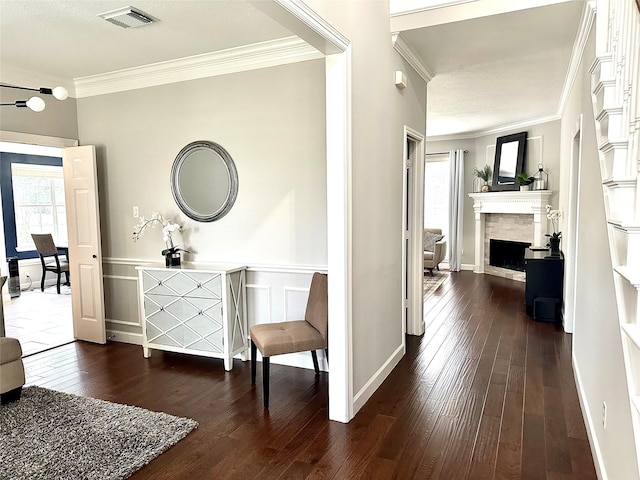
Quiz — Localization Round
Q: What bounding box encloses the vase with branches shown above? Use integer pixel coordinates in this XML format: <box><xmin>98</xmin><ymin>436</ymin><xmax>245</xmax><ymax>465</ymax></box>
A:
<box><xmin>473</xmin><ymin>165</ymin><xmax>492</xmax><ymax>192</ymax></box>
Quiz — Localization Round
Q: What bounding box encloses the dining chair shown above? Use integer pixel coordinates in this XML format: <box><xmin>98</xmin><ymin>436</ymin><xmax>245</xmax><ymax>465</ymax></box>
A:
<box><xmin>31</xmin><ymin>233</ymin><xmax>70</xmax><ymax>294</ymax></box>
<box><xmin>250</xmin><ymin>272</ymin><xmax>328</xmax><ymax>409</ymax></box>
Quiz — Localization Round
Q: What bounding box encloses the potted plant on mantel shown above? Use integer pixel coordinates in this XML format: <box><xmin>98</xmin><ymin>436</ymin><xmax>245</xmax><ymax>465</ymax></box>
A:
<box><xmin>516</xmin><ymin>173</ymin><xmax>535</xmax><ymax>191</ymax></box>
<box><xmin>473</xmin><ymin>165</ymin><xmax>492</xmax><ymax>192</ymax></box>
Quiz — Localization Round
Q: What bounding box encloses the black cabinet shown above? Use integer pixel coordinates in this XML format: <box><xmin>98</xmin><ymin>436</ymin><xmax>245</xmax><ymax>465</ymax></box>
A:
<box><xmin>524</xmin><ymin>249</ymin><xmax>564</xmax><ymax>321</ymax></box>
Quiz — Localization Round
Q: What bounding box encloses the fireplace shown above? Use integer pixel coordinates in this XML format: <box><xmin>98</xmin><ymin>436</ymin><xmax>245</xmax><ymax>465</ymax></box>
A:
<box><xmin>490</xmin><ymin>239</ymin><xmax>531</xmax><ymax>272</ymax></box>
<box><xmin>468</xmin><ymin>191</ymin><xmax>552</xmax><ymax>279</ymax></box>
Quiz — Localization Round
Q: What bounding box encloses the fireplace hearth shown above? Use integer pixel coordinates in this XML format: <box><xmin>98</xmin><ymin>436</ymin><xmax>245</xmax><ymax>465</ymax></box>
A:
<box><xmin>490</xmin><ymin>239</ymin><xmax>532</xmax><ymax>272</ymax></box>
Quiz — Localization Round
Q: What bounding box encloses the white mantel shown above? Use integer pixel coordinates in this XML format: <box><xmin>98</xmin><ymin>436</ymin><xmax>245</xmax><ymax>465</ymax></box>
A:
<box><xmin>469</xmin><ymin>191</ymin><xmax>553</xmax><ymax>273</ymax></box>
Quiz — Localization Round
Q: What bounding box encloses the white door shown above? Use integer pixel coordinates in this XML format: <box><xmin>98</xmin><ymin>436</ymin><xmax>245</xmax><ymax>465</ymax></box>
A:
<box><xmin>63</xmin><ymin>145</ymin><xmax>106</xmax><ymax>343</ymax></box>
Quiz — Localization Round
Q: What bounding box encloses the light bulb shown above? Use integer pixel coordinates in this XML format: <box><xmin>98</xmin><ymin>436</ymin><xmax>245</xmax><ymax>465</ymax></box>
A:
<box><xmin>26</xmin><ymin>96</ymin><xmax>45</xmax><ymax>112</ymax></box>
<box><xmin>52</xmin><ymin>86</ymin><xmax>68</xmax><ymax>101</ymax></box>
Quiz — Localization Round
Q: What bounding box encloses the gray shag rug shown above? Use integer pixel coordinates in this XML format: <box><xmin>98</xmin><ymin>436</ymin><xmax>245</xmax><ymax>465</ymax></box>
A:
<box><xmin>0</xmin><ymin>386</ymin><xmax>198</xmax><ymax>480</ymax></box>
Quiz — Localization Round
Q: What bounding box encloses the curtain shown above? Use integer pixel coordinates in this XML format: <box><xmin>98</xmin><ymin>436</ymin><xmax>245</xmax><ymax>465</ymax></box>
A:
<box><xmin>448</xmin><ymin>149</ymin><xmax>465</xmax><ymax>271</ymax></box>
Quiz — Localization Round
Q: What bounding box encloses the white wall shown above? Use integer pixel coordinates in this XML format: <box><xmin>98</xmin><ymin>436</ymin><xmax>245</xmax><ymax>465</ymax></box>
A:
<box><xmin>294</xmin><ymin>0</ymin><xmax>428</xmax><ymax>409</ymax></box>
<box><xmin>0</xmin><ymin>88</ymin><xmax>78</xmax><ymax>140</ymax></box>
<box><xmin>77</xmin><ymin>60</ymin><xmax>327</xmax><ymax>267</ymax></box>
<box><xmin>559</xmin><ymin>24</ymin><xmax>639</xmax><ymax>479</ymax></box>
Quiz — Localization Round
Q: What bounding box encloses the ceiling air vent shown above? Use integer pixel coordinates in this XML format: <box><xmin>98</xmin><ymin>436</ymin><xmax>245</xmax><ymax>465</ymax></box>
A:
<box><xmin>98</xmin><ymin>6</ymin><xmax>157</xmax><ymax>28</ymax></box>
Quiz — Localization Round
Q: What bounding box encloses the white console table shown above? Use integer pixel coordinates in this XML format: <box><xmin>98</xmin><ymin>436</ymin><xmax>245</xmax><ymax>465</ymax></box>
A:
<box><xmin>136</xmin><ymin>263</ymin><xmax>247</xmax><ymax>371</ymax></box>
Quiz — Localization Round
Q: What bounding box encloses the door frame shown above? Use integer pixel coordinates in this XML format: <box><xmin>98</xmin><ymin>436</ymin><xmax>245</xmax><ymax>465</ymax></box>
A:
<box><xmin>0</xmin><ymin>130</ymin><xmax>79</xmax><ymax>326</ymax></box>
<box><xmin>564</xmin><ymin>115</ymin><xmax>583</xmax><ymax>334</ymax></box>
<box><xmin>403</xmin><ymin>126</ymin><xmax>425</xmax><ymax>336</ymax></box>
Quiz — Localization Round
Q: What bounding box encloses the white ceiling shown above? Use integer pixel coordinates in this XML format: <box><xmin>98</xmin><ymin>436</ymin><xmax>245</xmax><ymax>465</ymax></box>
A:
<box><xmin>395</xmin><ymin>1</ymin><xmax>586</xmax><ymax>137</ymax></box>
<box><xmin>0</xmin><ymin>0</ymin><xmax>586</xmax><ymax>139</ymax></box>
<box><xmin>0</xmin><ymin>1</ymin><xmax>292</xmax><ymax>81</ymax></box>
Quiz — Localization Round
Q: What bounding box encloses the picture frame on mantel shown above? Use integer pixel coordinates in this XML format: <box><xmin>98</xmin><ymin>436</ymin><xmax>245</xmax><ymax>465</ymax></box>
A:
<box><xmin>491</xmin><ymin>131</ymin><xmax>528</xmax><ymax>191</ymax></box>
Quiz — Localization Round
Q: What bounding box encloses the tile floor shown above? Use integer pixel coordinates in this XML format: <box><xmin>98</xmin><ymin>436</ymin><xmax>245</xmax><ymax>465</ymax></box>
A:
<box><xmin>3</xmin><ymin>285</ymin><xmax>73</xmax><ymax>357</ymax></box>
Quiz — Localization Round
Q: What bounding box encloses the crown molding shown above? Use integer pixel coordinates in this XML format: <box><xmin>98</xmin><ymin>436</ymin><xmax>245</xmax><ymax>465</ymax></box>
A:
<box><xmin>253</xmin><ymin>0</ymin><xmax>349</xmax><ymax>55</ymax></box>
<box><xmin>390</xmin><ymin>0</ymin><xmax>476</xmax><ymax>17</ymax></box>
<box><xmin>391</xmin><ymin>33</ymin><xmax>434</xmax><ymax>82</ymax></box>
<box><xmin>426</xmin><ymin>113</ymin><xmax>561</xmax><ymax>141</ymax></box>
<box><xmin>558</xmin><ymin>1</ymin><xmax>596</xmax><ymax>115</ymax></box>
<box><xmin>74</xmin><ymin>36</ymin><xmax>322</xmax><ymax>98</ymax></box>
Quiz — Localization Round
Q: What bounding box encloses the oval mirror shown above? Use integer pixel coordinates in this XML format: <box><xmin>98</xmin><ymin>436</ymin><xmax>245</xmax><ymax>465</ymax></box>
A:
<box><xmin>171</xmin><ymin>141</ymin><xmax>238</xmax><ymax>222</ymax></box>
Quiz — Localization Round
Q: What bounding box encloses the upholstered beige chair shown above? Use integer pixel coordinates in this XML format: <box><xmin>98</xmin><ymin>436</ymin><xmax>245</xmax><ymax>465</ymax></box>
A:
<box><xmin>424</xmin><ymin>228</ymin><xmax>447</xmax><ymax>274</ymax></box>
<box><xmin>0</xmin><ymin>277</ymin><xmax>26</xmax><ymax>404</ymax></box>
<box><xmin>0</xmin><ymin>337</ymin><xmax>25</xmax><ymax>404</ymax></box>
<box><xmin>250</xmin><ymin>272</ymin><xmax>328</xmax><ymax>409</ymax></box>
<box><xmin>31</xmin><ymin>233</ymin><xmax>69</xmax><ymax>294</ymax></box>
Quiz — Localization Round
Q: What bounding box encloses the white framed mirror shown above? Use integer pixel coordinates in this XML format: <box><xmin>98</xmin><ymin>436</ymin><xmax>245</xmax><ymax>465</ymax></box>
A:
<box><xmin>171</xmin><ymin>140</ymin><xmax>238</xmax><ymax>222</ymax></box>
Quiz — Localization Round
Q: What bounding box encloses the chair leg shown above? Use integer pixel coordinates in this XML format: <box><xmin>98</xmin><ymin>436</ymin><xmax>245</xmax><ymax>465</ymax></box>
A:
<box><xmin>251</xmin><ymin>340</ymin><xmax>257</xmax><ymax>385</ymax></box>
<box><xmin>0</xmin><ymin>386</ymin><xmax>22</xmax><ymax>405</ymax></box>
<box><xmin>41</xmin><ymin>272</ymin><xmax>45</xmax><ymax>292</ymax></box>
<box><xmin>263</xmin><ymin>356</ymin><xmax>270</xmax><ymax>409</ymax></box>
<box><xmin>311</xmin><ymin>350</ymin><xmax>319</xmax><ymax>374</ymax></box>
<box><xmin>325</xmin><ymin>348</ymin><xmax>329</xmax><ymax>363</ymax></box>
<box><xmin>57</xmin><ymin>272</ymin><xmax>62</xmax><ymax>294</ymax></box>
<box><xmin>65</xmin><ymin>271</ymin><xmax>70</xmax><ymax>285</ymax></box>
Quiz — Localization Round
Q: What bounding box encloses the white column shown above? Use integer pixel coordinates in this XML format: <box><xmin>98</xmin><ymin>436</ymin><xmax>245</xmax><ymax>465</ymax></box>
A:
<box><xmin>474</xmin><ymin>210</ymin><xmax>485</xmax><ymax>273</ymax></box>
<box><xmin>532</xmin><ymin>206</ymin><xmax>548</xmax><ymax>247</ymax></box>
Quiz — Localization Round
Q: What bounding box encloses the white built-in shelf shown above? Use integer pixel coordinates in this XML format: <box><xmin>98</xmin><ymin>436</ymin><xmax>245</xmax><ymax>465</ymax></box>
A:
<box><xmin>621</xmin><ymin>323</ymin><xmax>640</xmax><ymax>351</ymax></box>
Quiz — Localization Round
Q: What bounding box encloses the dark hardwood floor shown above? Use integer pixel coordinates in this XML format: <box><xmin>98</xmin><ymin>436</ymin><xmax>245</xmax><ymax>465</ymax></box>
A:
<box><xmin>21</xmin><ymin>271</ymin><xmax>596</xmax><ymax>479</ymax></box>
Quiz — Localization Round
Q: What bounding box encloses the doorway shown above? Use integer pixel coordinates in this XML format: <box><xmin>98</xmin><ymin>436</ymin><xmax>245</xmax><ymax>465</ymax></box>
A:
<box><xmin>0</xmin><ymin>141</ymin><xmax>73</xmax><ymax>356</ymax></box>
<box><xmin>402</xmin><ymin>127</ymin><xmax>425</xmax><ymax>336</ymax></box>
<box><xmin>564</xmin><ymin>115</ymin><xmax>583</xmax><ymax>334</ymax></box>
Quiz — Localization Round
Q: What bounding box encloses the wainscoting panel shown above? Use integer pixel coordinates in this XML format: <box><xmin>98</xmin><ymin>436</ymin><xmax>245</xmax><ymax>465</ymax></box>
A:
<box><xmin>284</xmin><ymin>287</ymin><xmax>309</xmax><ymax>321</ymax></box>
<box><xmin>246</xmin><ymin>285</ymin><xmax>271</xmax><ymax>326</ymax></box>
<box><xmin>101</xmin><ymin>259</ymin><xmax>327</xmax><ymax>371</ymax></box>
<box><xmin>102</xmin><ymin>260</ymin><xmax>143</xmax><ymax>345</ymax></box>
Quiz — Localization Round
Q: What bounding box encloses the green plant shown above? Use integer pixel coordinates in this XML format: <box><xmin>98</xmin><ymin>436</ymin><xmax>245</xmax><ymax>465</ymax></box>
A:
<box><xmin>473</xmin><ymin>165</ymin><xmax>492</xmax><ymax>182</ymax></box>
<box><xmin>516</xmin><ymin>173</ymin><xmax>535</xmax><ymax>186</ymax></box>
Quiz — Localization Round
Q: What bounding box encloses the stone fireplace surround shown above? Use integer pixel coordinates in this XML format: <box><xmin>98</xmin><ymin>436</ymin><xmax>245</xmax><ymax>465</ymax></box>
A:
<box><xmin>468</xmin><ymin>191</ymin><xmax>553</xmax><ymax>281</ymax></box>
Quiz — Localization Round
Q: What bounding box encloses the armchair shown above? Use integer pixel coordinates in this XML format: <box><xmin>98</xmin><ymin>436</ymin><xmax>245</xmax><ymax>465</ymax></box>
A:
<box><xmin>424</xmin><ymin>228</ymin><xmax>446</xmax><ymax>274</ymax></box>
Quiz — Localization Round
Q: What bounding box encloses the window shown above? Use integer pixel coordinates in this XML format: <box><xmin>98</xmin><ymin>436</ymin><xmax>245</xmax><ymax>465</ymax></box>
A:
<box><xmin>424</xmin><ymin>154</ymin><xmax>450</xmax><ymax>239</ymax></box>
<box><xmin>12</xmin><ymin>163</ymin><xmax>67</xmax><ymax>250</ymax></box>
<box><xmin>1</xmin><ymin>152</ymin><xmax>65</xmax><ymax>259</ymax></box>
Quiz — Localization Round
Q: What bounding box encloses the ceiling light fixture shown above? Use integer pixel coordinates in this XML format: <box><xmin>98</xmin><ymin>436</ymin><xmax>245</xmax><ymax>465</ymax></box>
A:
<box><xmin>98</xmin><ymin>6</ymin><xmax>157</xmax><ymax>28</ymax></box>
<box><xmin>0</xmin><ymin>83</ymin><xmax>69</xmax><ymax>112</ymax></box>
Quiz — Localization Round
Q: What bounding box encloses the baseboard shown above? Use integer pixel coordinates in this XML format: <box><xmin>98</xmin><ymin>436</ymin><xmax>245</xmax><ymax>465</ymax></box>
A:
<box><xmin>106</xmin><ymin>329</ymin><xmax>142</xmax><ymax>345</ymax></box>
<box><xmin>352</xmin><ymin>342</ymin><xmax>405</xmax><ymax>414</ymax></box>
<box><xmin>573</xmin><ymin>356</ymin><xmax>607</xmax><ymax>479</ymax></box>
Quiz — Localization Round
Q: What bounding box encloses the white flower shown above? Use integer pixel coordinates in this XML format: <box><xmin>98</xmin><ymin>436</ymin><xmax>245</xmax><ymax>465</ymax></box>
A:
<box><xmin>545</xmin><ymin>204</ymin><xmax>562</xmax><ymax>234</ymax></box>
<box><xmin>162</xmin><ymin>222</ymin><xmax>181</xmax><ymax>242</ymax></box>
<box><xmin>133</xmin><ymin>213</ymin><xmax>184</xmax><ymax>245</ymax></box>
